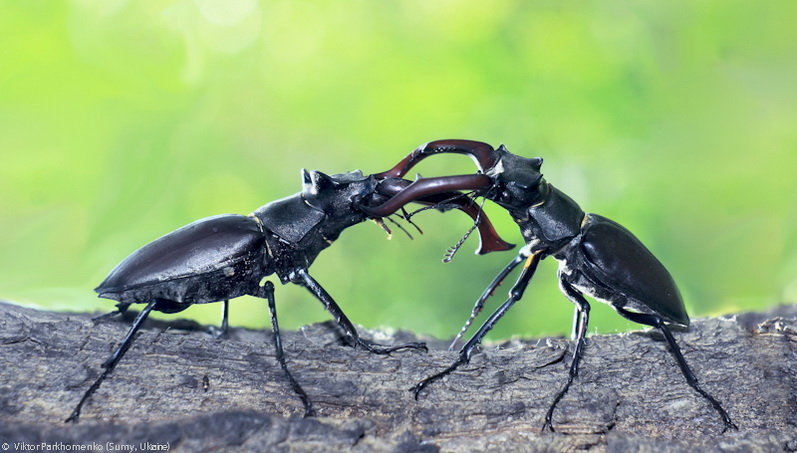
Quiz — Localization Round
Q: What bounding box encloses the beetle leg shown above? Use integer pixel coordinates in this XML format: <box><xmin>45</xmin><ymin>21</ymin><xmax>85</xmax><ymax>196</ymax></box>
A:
<box><xmin>448</xmin><ymin>253</ymin><xmax>526</xmax><ymax>351</ymax></box>
<box><xmin>543</xmin><ymin>278</ymin><xmax>592</xmax><ymax>432</ymax></box>
<box><xmin>220</xmin><ymin>299</ymin><xmax>229</xmax><ymax>335</ymax></box>
<box><xmin>295</xmin><ymin>269</ymin><xmax>427</xmax><ymax>354</ymax></box>
<box><xmin>412</xmin><ymin>252</ymin><xmax>541</xmax><ymax>399</ymax></box>
<box><xmin>66</xmin><ymin>300</ymin><xmax>157</xmax><ymax>423</ymax></box>
<box><xmin>254</xmin><ymin>281</ymin><xmax>314</xmax><ymax>417</ymax></box>
<box><xmin>615</xmin><ymin>307</ymin><xmax>738</xmax><ymax>432</ymax></box>
<box><xmin>571</xmin><ymin>306</ymin><xmax>583</xmax><ymax>341</ymax></box>
<box><xmin>208</xmin><ymin>300</ymin><xmax>230</xmax><ymax>338</ymax></box>
<box><xmin>91</xmin><ymin>302</ymin><xmax>131</xmax><ymax>324</ymax></box>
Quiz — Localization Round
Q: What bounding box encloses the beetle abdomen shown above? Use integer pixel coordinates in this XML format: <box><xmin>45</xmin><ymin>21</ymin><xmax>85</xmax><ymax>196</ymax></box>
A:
<box><xmin>95</xmin><ymin>214</ymin><xmax>266</xmax><ymax>303</ymax></box>
<box><xmin>575</xmin><ymin>215</ymin><xmax>689</xmax><ymax>326</ymax></box>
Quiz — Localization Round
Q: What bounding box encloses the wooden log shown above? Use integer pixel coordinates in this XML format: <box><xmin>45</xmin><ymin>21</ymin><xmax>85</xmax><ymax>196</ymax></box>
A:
<box><xmin>0</xmin><ymin>301</ymin><xmax>795</xmax><ymax>452</ymax></box>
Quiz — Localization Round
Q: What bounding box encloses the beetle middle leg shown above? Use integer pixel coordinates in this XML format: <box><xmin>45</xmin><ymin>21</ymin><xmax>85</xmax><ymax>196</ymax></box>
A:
<box><xmin>207</xmin><ymin>300</ymin><xmax>230</xmax><ymax>339</ymax></box>
<box><xmin>615</xmin><ymin>307</ymin><xmax>738</xmax><ymax>431</ymax></box>
<box><xmin>91</xmin><ymin>302</ymin><xmax>132</xmax><ymax>323</ymax></box>
<box><xmin>411</xmin><ymin>252</ymin><xmax>541</xmax><ymax>399</ymax></box>
<box><xmin>543</xmin><ymin>277</ymin><xmax>591</xmax><ymax>432</ymax></box>
<box><xmin>66</xmin><ymin>300</ymin><xmax>157</xmax><ymax>423</ymax></box>
<box><xmin>253</xmin><ymin>281</ymin><xmax>314</xmax><ymax>416</ymax></box>
<box><xmin>295</xmin><ymin>268</ymin><xmax>428</xmax><ymax>354</ymax></box>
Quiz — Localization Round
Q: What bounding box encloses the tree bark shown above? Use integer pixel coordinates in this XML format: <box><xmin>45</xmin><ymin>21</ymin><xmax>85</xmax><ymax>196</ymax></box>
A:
<box><xmin>0</xmin><ymin>300</ymin><xmax>795</xmax><ymax>452</ymax></box>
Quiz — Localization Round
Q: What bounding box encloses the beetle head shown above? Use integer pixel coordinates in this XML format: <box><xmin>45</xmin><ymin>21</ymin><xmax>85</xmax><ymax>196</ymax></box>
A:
<box><xmin>487</xmin><ymin>146</ymin><xmax>546</xmax><ymax>208</ymax></box>
<box><xmin>372</xmin><ymin>140</ymin><xmax>548</xmax><ymax>212</ymax></box>
<box><xmin>376</xmin><ymin>140</ymin><xmax>544</xmax><ymax>202</ymax></box>
<box><xmin>301</xmin><ymin>169</ymin><xmax>376</xmax><ymax>216</ymax></box>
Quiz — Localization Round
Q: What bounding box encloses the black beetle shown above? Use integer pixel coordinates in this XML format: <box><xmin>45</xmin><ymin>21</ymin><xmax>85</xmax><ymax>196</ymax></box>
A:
<box><xmin>67</xmin><ymin>167</ymin><xmax>511</xmax><ymax>423</ymax></box>
<box><xmin>364</xmin><ymin>139</ymin><xmax>737</xmax><ymax>432</ymax></box>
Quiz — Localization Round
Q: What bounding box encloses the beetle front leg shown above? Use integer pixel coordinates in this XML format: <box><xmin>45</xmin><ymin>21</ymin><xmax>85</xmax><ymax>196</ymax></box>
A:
<box><xmin>448</xmin><ymin>253</ymin><xmax>526</xmax><ymax>351</ymax></box>
<box><xmin>295</xmin><ymin>269</ymin><xmax>427</xmax><ymax>354</ymax></box>
<box><xmin>412</xmin><ymin>252</ymin><xmax>541</xmax><ymax>399</ymax></box>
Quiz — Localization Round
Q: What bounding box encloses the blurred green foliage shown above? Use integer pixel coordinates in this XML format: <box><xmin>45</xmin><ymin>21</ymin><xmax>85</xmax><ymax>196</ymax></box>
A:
<box><xmin>1</xmin><ymin>0</ymin><xmax>796</xmax><ymax>341</ymax></box>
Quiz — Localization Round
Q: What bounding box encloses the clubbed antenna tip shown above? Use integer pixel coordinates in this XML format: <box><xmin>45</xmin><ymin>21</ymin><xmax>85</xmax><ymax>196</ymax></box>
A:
<box><xmin>442</xmin><ymin>221</ymin><xmax>479</xmax><ymax>263</ymax></box>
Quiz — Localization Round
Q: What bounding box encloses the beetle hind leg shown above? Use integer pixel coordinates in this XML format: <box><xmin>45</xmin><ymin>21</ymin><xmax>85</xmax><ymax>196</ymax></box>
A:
<box><xmin>66</xmin><ymin>300</ymin><xmax>157</xmax><ymax>423</ymax></box>
<box><xmin>616</xmin><ymin>307</ymin><xmax>738</xmax><ymax>432</ymax></box>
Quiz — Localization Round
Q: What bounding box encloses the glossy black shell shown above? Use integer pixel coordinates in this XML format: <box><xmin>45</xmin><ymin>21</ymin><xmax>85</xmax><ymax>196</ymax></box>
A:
<box><xmin>569</xmin><ymin>215</ymin><xmax>689</xmax><ymax>326</ymax></box>
<box><xmin>95</xmin><ymin>214</ymin><xmax>267</xmax><ymax>305</ymax></box>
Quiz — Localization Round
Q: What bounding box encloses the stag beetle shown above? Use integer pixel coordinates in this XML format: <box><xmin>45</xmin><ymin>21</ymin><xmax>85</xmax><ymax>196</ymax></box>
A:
<box><xmin>67</xmin><ymin>167</ymin><xmax>513</xmax><ymax>423</ymax></box>
<box><xmin>365</xmin><ymin>139</ymin><xmax>737</xmax><ymax>432</ymax></box>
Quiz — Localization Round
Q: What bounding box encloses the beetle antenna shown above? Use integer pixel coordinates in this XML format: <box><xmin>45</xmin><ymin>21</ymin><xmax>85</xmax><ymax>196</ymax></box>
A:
<box><xmin>442</xmin><ymin>223</ymin><xmax>477</xmax><ymax>263</ymax></box>
<box><xmin>385</xmin><ymin>215</ymin><xmax>414</xmax><ymax>240</ymax></box>
<box><xmin>442</xmin><ymin>196</ymin><xmax>487</xmax><ymax>263</ymax></box>
<box><xmin>401</xmin><ymin>207</ymin><xmax>424</xmax><ymax>235</ymax></box>
<box><xmin>405</xmin><ymin>204</ymin><xmax>443</xmax><ymax>218</ymax></box>
<box><xmin>405</xmin><ymin>191</ymin><xmax>477</xmax><ymax>220</ymax></box>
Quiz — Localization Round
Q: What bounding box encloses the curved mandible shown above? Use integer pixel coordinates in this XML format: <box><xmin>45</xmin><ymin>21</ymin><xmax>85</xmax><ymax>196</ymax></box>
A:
<box><xmin>377</xmin><ymin>139</ymin><xmax>500</xmax><ymax>179</ymax></box>
<box><xmin>363</xmin><ymin>174</ymin><xmax>492</xmax><ymax>217</ymax></box>
<box><xmin>375</xmin><ymin>178</ymin><xmax>514</xmax><ymax>255</ymax></box>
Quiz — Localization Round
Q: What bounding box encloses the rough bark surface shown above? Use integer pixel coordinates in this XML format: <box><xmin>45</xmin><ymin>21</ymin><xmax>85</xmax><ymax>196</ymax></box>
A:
<box><xmin>0</xmin><ymin>300</ymin><xmax>795</xmax><ymax>452</ymax></box>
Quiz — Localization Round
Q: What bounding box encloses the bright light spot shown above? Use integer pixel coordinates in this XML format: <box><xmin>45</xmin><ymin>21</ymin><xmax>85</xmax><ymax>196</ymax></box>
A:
<box><xmin>73</xmin><ymin>0</ymin><xmax>128</xmax><ymax>18</ymax></box>
<box><xmin>196</xmin><ymin>0</ymin><xmax>256</xmax><ymax>26</ymax></box>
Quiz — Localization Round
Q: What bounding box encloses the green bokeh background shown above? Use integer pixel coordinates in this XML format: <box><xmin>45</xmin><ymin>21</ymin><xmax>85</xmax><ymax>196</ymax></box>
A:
<box><xmin>2</xmin><ymin>1</ymin><xmax>796</xmax><ymax>341</ymax></box>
